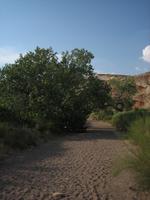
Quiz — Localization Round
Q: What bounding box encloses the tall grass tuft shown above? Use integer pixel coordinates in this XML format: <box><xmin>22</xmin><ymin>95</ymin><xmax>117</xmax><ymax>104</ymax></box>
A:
<box><xmin>114</xmin><ymin>116</ymin><xmax>150</xmax><ymax>191</ymax></box>
<box><xmin>112</xmin><ymin>109</ymin><xmax>150</xmax><ymax>131</ymax></box>
<box><xmin>127</xmin><ymin>117</ymin><xmax>150</xmax><ymax>190</ymax></box>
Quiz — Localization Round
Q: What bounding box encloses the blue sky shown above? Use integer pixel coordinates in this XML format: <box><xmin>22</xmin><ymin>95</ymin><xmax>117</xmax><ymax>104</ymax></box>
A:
<box><xmin>0</xmin><ymin>0</ymin><xmax>150</xmax><ymax>74</ymax></box>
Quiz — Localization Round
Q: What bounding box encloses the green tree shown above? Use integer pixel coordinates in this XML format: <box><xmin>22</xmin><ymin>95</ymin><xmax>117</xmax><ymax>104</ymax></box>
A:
<box><xmin>109</xmin><ymin>77</ymin><xmax>137</xmax><ymax>111</ymax></box>
<box><xmin>0</xmin><ymin>47</ymin><xmax>59</xmax><ymax>125</ymax></box>
<box><xmin>0</xmin><ymin>47</ymin><xmax>111</xmax><ymax>132</ymax></box>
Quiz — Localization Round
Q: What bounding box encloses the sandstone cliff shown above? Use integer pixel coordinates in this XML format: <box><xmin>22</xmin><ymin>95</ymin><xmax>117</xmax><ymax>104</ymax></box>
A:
<box><xmin>97</xmin><ymin>72</ymin><xmax>150</xmax><ymax>109</ymax></box>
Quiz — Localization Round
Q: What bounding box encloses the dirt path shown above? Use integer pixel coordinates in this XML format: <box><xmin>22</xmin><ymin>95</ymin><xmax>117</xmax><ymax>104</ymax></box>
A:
<box><xmin>0</xmin><ymin>121</ymin><xmax>149</xmax><ymax>200</ymax></box>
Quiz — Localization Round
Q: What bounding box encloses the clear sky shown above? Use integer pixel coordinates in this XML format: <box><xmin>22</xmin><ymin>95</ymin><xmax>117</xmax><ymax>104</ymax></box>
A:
<box><xmin>0</xmin><ymin>0</ymin><xmax>150</xmax><ymax>74</ymax></box>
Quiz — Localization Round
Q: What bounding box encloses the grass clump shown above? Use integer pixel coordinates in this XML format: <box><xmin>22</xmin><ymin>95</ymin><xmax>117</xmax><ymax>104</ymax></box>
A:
<box><xmin>114</xmin><ymin>116</ymin><xmax>150</xmax><ymax>191</ymax></box>
<box><xmin>127</xmin><ymin>117</ymin><xmax>150</xmax><ymax>190</ymax></box>
<box><xmin>112</xmin><ymin>109</ymin><xmax>150</xmax><ymax>131</ymax></box>
<box><xmin>0</xmin><ymin>122</ymin><xmax>39</xmax><ymax>152</ymax></box>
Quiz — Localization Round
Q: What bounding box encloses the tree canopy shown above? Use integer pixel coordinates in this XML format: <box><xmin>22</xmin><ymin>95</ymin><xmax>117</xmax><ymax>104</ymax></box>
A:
<box><xmin>109</xmin><ymin>77</ymin><xmax>137</xmax><ymax>111</ymax></box>
<box><xmin>0</xmin><ymin>47</ymin><xmax>111</xmax><ymax>132</ymax></box>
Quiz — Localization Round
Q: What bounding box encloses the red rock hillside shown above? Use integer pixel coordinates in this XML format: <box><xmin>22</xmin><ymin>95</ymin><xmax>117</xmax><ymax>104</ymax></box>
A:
<box><xmin>97</xmin><ymin>72</ymin><xmax>150</xmax><ymax>109</ymax></box>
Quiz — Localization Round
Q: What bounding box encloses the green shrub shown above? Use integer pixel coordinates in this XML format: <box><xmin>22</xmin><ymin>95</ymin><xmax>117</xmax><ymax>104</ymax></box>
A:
<box><xmin>128</xmin><ymin>117</ymin><xmax>150</xmax><ymax>147</ymax></box>
<box><xmin>0</xmin><ymin>122</ymin><xmax>9</xmax><ymax>138</ymax></box>
<box><xmin>114</xmin><ymin>117</ymin><xmax>150</xmax><ymax>190</ymax></box>
<box><xmin>128</xmin><ymin>117</ymin><xmax>150</xmax><ymax>190</ymax></box>
<box><xmin>4</xmin><ymin>128</ymin><xmax>38</xmax><ymax>149</ymax></box>
<box><xmin>0</xmin><ymin>122</ymin><xmax>38</xmax><ymax>150</ymax></box>
<box><xmin>36</xmin><ymin>120</ymin><xmax>60</xmax><ymax>140</ymax></box>
<box><xmin>0</xmin><ymin>47</ymin><xmax>111</xmax><ymax>133</ymax></box>
<box><xmin>90</xmin><ymin>108</ymin><xmax>114</xmax><ymax>121</ymax></box>
<box><xmin>112</xmin><ymin>109</ymin><xmax>150</xmax><ymax>131</ymax></box>
<box><xmin>109</xmin><ymin>77</ymin><xmax>137</xmax><ymax>111</ymax></box>
<box><xmin>0</xmin><ymin>122</ymin><xmax>10</xmax><ymax>154</ymax></box>
<box><xmin>0</xmin><ymin>107</ymin><xmax>18</xmax><ymax>123</ymax></box>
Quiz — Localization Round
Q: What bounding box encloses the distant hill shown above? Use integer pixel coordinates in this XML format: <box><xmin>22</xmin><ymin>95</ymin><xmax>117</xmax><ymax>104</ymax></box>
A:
<box><xmin>97</xmin><ymin>72</ymin><xmax>150</xmax><ymax>109</ymax></box>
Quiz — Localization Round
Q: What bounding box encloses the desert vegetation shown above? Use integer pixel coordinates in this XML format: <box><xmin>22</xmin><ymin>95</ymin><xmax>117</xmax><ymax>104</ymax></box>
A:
<box><xmin>127</xmin><ymin>117</ymin><xmax>150</xmax><ymax>190</ymax></box>
<box><xmin>109</xmin><ymin>96</ymin><xmax>150</xmax><ymax>191</ymax></box>
<box><xmin>0</xmin><ymin>47</ymin><xmax>149</xmax><ymax>196</ymax></box>
<box><xmin>113</xmin><ymin>115</ymin><xmax>150</xmax><ymax>191</ymax></box>
<box><xmin>90</xmin><ymin>76</ymin><xmax>150</xmax><ymax>191</ymax></box>
<box><xmin>112</xmin><ymin>109</ymin><xmax>150</xmax><ymax>132</ymax></box>
<box><xmin>0</xmin><ymin>47</ymin><xmax>111</xmax><ymax>152</ymax></box>
<box><xmin>90</xmin><ymin>76</ymin><xmax>137</xmax><ymax>122</ymax></box>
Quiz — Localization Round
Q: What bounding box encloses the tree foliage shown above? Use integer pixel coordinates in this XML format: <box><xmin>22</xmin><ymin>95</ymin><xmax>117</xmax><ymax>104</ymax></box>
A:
<box><xmin>109</xmin><ymin>77</ymin><xmax>137</xmax><ymax>111</ymax></box>
<box><xmin>0</xmin><ymin>47</ymin><xmax>111</xmax><ymax>132</ymax></box>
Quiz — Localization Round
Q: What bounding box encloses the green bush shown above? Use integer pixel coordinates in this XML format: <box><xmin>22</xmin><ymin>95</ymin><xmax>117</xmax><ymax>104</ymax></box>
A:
<box><xmin>109</xmin><ymin>77</ymin><xmax>137</xmax><ymax>111</ymax></box>
<box><xmin>0</xmin><ymin>122</ymin><xmax>10</xmax><ymax>154</ymax></box>
<box><xmin>0</xmin><ymin>122</ymin><xmax>9</xmax><ymax>138</ymax></box>
<box><xmin>0</xmin><ymin>106</ymin><xmax>35</xmax><ymax>129</ymax></box>
<box><xmin>5</xmin><ymin>128</ymin><xmax>38</xmax><ymax>149</ymax></box>
<box><xmin>90</xmin><ymin>108</ymin><xmax>114</xmax><ymax>121</ymax></box>
<box><xmin>114</xmin><ymin>117</ymin><xmax>150</xmax><ymax>190</ymax></box>
<box><xmin>0</xmin><ymin>122</ymin><xmax>38</xmax><ymax>150</ymax></box>
<box><xmin>112</xmin><ymin>109</ymin><xmax>150</xmax><ymax>131</ymax></box>
<box><xmin>0</xmin><ymin>47</ymin><xmax>111</xmax><ymax>133</ymax></box>
<box><xmin>36</xmin><ymin>121</ymin><xmax>60</xmax><ymax>140</ymax></box>
<box><xmin>128</xmin><ymin>117</ymin><xmax>150</xmax><ymax>190</ymax></box>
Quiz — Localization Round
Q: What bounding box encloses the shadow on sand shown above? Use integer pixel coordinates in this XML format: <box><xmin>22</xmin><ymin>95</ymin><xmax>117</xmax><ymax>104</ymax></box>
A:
<box><xmin>0</xmin><ymin>121</ymin><xmax>117</xmax><ymax>170</ymax></box>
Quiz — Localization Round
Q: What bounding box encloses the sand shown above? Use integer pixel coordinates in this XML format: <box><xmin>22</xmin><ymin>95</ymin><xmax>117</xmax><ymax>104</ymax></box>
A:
<box><xmin>0</xmin><ymin>120</ymin><xmax>149</xmax><ymax>200</ymax></box>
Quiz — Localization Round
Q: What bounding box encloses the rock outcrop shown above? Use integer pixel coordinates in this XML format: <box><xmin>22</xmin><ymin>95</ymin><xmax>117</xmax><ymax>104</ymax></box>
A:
<box><xmin>97</xmin><ymin>72</ymin><xmax>150</xmax><ymax>109</ymax></box>
<box><xmin>133</xmin><ymin>72</ymin><xmax>150</xmax><ymax>108</ymax></box>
